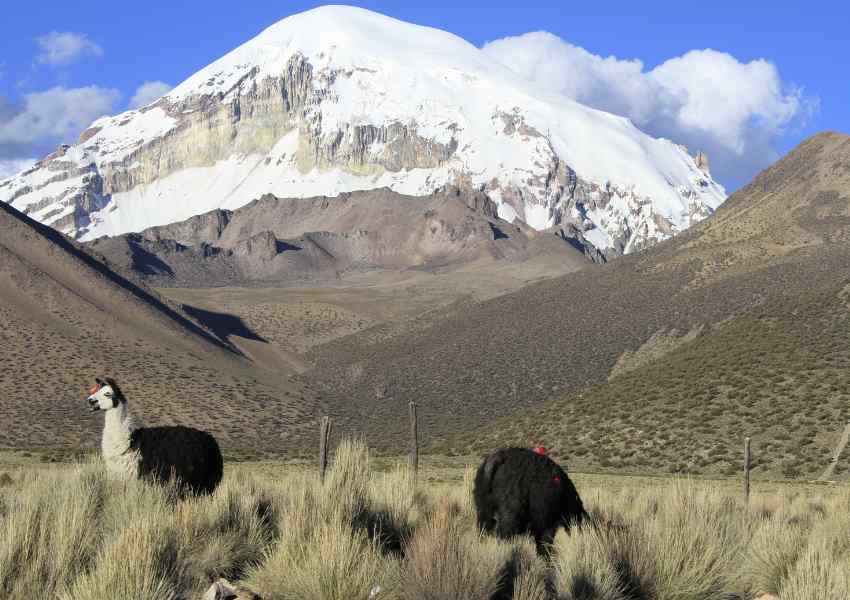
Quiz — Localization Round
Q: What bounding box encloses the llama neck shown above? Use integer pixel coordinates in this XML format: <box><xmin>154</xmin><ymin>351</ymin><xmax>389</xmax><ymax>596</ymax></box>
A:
<box><xmin>102</xmin><ymin>404</ymin><xmax>137</xmax><ymax>457</ymax></box>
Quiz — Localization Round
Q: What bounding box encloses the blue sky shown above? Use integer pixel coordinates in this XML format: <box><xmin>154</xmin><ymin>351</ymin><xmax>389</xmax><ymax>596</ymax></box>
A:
<box><xmin>1</xmin><ymin>1</ymin><xmax>847</xmax><ymax>189</ymax></box>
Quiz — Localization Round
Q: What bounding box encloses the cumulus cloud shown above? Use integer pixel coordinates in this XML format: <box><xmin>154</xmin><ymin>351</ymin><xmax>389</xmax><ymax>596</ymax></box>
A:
<box><xmin>482</xmin><ymin>32</ymin><xmax>814</xmax><ymax>188</ymax></box>
<box><xmin>129</xmin><ymin>81</ymin><xmax>173</xmax><ymax>109</ymax></box>
<box><xmin>36</xmin><ymin>31</ymin><xmax>103</xmax><ymax>66</ymax></box>
<box><xmin>0</xmin><ymin>86</ymin><xmax>120</xmax><ymax>154</ymax></box>
<box><xmin>0</xmin><ymin>158</ymin><xmax>36</xmax><ymax>180</ymax></box>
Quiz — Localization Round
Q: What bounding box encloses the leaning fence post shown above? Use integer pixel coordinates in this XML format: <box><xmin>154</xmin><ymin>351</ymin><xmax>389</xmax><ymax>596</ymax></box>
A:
<box><xmin>743</xmin><ymin>437</ymin><xmax>751</xmax><ymax>504</ymax></box>
<box><xmin>319</xmin><ymin>416</ymin><xmax>332</xmax><ymax>483</ymax></box>
<box><xmin>409</xmin><ymin>401</ymin><xmax>419</xmax><ymax>484</ymax></box>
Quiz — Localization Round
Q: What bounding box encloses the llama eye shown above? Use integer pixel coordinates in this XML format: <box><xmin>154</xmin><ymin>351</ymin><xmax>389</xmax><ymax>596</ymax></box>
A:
<box><xmin>104</xmin><ymin>391</ymin><xmax>113</xmax><ymax>399</ymax></box>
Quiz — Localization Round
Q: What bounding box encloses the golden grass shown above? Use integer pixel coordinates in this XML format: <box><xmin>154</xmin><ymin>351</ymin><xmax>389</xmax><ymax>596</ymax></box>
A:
<box><xmin>0</xmin><ymin>444</ymin><xmax>848</xmax><ymax>599</ymax></box>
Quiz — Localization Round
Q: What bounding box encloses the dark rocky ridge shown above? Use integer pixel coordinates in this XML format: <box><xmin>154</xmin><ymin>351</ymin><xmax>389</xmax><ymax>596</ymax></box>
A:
<box><xmin>86</xmin><ymin>186</ymin><xmax>586</xmax><ymax>287</ymax></box>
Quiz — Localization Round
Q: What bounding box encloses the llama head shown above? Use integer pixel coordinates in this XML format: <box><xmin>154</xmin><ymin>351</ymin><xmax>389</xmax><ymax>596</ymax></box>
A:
<box><xmin>86</xmin><ymin>377</ymin><xmax>126</xmax><ymax>412</ymax></box>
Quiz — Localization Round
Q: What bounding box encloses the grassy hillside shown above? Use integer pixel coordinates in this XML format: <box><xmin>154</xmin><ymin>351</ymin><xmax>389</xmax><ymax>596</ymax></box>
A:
<box><xmin>465</xmin><ymin>248</ymin><xmax>850</xmax><ymax>478</ymax></box>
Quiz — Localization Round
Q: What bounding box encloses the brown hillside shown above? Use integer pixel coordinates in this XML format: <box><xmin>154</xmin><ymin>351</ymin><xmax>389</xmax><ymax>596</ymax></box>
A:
<box><xmin>0</xmin><ymin>202</ymin><xmax>319</xmax><ymax>460</ymax></box>
<box><xmin>306</xmin><ymin>132</ymin><xmax>850</xmax><ymax>478</ymax></box>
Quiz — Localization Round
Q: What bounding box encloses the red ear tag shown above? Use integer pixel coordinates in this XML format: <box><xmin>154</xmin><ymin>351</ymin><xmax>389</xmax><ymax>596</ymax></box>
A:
<box><xmin>551</xmin><ymin>475</ymin><xmax>561</xmax><ymax>486</ymax></box>
<box><xmin>532</xmin><ymin>446</ymin><xmax>547</xmax><ymax>456</ymax></box>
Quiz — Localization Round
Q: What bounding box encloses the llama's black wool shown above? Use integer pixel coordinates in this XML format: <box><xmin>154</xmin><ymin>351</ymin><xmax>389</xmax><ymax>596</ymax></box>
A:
<box><xmin>131</xmin><ymin>425</ymin><xmax>223</xmax><ymax>496</ymax></box>
<box><xmin>474</xmin><ymin>447</ymin><xmax>586</xmax><ymax>552</ymax></box>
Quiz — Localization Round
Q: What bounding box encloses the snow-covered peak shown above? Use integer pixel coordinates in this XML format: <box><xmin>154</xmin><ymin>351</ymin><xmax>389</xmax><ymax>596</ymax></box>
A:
<box><xmin>0</xmin><ymin>5</ymin><xmax>725</xmax><ymax>256</ymax></box>
<box><xmin>169</xmin><ymin>5</ymin><xmax>503</xmax><ymax>100</ymax></box>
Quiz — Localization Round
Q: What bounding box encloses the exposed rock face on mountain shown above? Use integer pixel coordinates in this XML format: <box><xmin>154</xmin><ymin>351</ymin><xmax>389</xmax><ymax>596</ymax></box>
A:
<box><xmin>0</xmin><ymin>6</ymin><xmax>724</xmax><ymax>260</ymax></box>
<box><xmin>88</xmin><ymin>186</ymin><xmax>586</xmax><ymax>287</ymax></box>
<box><xmin>694</xmin><ymin>151</ymin><xmax>711</xmax><ymax>175</ymax></box>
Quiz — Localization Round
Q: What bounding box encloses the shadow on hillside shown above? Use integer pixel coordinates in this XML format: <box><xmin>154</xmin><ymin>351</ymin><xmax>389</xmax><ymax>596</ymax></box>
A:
<box><xmin>276</xmin><ymin>240</ymin><xmax>302</xmax><ymax>253</ymax></box>
<box><xmin>129</xmin><ymin>244</ymin><xmax>175</xmax><ymax>276</ymax></box>
<box><xmin>490</xmin><ymin>223</ymin><xmax>509</xmax><ymax>240</ymax></box>
<box><xmin>182</xmin><ymin>305</ymin><xmax>267</xmax><ymax>344</ymax></box>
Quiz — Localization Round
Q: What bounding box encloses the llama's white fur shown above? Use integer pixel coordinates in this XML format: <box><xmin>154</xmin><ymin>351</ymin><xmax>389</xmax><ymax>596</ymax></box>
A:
<box><xmin>88</xmin><ymin>383</ymin><xmax>141</xmax><ymax>479</ymax></box>
<box><xmin>101</xmin><ymin>401</ymin><xmax>142</xmax><ymax>479</ymax></box>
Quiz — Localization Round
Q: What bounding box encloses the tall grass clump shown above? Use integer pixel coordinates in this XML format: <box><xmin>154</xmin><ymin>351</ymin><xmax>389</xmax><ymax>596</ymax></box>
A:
<box><xmin>400</xmin><ymin>499</ymin><xmax>509</xmax><ymax>600</ymax></box>
<box><xmin>251</xmin><ymin>514</ymin><xmax>392</xmax><ymax>600</ymax></box>
<box><xmin>370</xmin><ymin>463</ymin><xmax>417</xmax><ymax>551</ymax></box>
<box><xmin>60</xmin><ymin>511</ymin><xmax>179</xmax><ymax>600</ymax></box>
<box><xmin>0</xmin><ymin>462</ymin><xmax>106</xmax><ymax>599</ymax></box>
<box><xmin>640</xmin><ymin>483</ymin><xmax>744</xmax><ymax>600</ymax></box>
<box><xmin>247</xmin><ymin>439</ymin><xmax>401</xmax><ymax>599</ymax></box>
<box><xmin>550</xmin><ymin>525</ymin><xmax>626</xmax><ymax>600</ymax></box>
<box><xmin>743</xmin><ymin>515</ymin><xmax>806</xmax><ymax>597</ymax></box>
<box><xmin>779</xmin><ymin>535</ymin><xmax>850</xmax><ymax>599</ymax></box>
<box><xmin>777</xmin><ymin>506</ymin><xmax>850</xmax><ymax>600</ymax></box>
<box><xmin>505</xmin><ymin>539</ymin><xmax>550</xmax><ymax>600</ymax></box>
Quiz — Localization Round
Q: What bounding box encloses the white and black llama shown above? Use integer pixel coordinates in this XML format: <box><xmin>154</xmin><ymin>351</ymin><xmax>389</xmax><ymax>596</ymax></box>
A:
<box><xmin>86</xmin><ymin>377</ymin><xmax>223</xmax><ymax>496</ymax></box>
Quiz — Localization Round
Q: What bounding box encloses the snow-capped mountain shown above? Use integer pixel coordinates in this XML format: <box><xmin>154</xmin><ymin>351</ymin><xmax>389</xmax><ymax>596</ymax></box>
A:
<box><xmin>0</xmin><ymin>5</ymin><xmax>725</xmax><ymax>256</ymax></box>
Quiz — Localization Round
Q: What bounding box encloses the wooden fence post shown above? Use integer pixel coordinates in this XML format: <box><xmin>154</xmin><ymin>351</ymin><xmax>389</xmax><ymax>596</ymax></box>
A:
<box><xmin>743</xmin><ymin>437</ymin><xmax>751</xmax><ymax>504</ymax></box>
<box><xmin>409</xmin><ymin>401</ymin><xmax>419</xmax><ymax>483</ymax></box>
<box><xmin>319</xmin><ymin>416</ymin><xmax>332</xmax><ymax>483</ymax></box>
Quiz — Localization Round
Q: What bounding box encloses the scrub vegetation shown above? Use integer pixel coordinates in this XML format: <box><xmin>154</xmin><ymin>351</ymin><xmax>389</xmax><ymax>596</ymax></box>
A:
<box><xmin>1</xmin><ymin>440</ymin><xmax>847</xmax><ymax>599</ymax></box>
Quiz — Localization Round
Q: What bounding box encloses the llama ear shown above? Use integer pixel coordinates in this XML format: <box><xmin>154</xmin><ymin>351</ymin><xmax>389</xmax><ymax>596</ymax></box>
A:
<box><xmin>103</xmin><ymin>378</ymin><xmax>125</xmax><ymax>401</ymax></box>
<box><xmin>95</xmin><ymin>377</ymin><xmax>107</xmax><ymax>385</ymax></box>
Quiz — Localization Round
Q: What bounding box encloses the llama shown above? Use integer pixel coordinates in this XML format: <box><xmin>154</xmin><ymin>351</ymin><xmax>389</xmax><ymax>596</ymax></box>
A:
<box><xmin>474</xmin><ymin>446</ymin><xmax>586</xmax><ymax>553</ymax></box>
<box><xmin>86</xmin><ymin>377</ymin><xmax>223</xmax><ymax>496</ymax></box>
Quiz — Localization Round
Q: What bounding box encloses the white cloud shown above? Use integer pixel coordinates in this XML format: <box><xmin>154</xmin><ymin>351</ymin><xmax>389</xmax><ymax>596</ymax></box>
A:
<box><xmin>482</xmin><ymin>32</ymin><xmax>814</xmax><ymax>187</ymax></box>
<box><xmin>0</xmin><ymin>158</ymin><xmax>36</xmax><ymax>180</ymax></box>
<box><xmin>129</xmin><ymin>81</ymin><xmax>173</xmax><ymax>109</ymax></box>
<box><xmin>36</xmin><ymin>31</ymin><xmax>103</xmax><ymax>66</ymax></box>
<box><xmin>0</xmin><ymin>86</ymin><xmax>120</xmax><ymax>146</ymax></box>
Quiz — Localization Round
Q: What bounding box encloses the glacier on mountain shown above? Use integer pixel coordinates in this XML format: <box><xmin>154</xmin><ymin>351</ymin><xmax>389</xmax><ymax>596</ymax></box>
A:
<box><xmin>0</xmin><ymin>5</ymin><xmax>725</xmax><ymax>257</ymax></box>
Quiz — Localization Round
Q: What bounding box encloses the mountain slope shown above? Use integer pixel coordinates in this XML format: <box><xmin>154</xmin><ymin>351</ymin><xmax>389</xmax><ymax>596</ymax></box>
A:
<box><xmin>0</xmin><ymin>201</ymin><xmax>318</xmax><ymax>459</ymax></box>
<box><xmin>86</xmin><ymin>186</ymin><xmax>588</xmax><ymax>287</ymax></box>
<box><xmin>0</xmin><ymin>6</ymin><xmax>723</xmax><ymax>258</ymax></box>
<box><xmin>305</xmin><ymin>132</ymin><xmax>850</xmax><ymax>478</ymax></box>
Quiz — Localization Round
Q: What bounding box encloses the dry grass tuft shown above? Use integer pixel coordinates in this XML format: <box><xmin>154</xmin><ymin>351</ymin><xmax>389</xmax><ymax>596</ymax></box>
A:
<box><xmin>551</xmin><ymin>525</ymin><xmax>625</xmax><ymax>600</ymax></box>
<box><xmin>400</xmin><ymin>500</ymin><xmax>509</xmax><ymax>600</ymax></box>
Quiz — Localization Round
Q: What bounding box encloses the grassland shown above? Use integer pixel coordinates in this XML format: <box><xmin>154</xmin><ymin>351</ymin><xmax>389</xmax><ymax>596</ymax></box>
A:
<box><xmin>1</xmin><ymin>442</ymin><xmax>848</xmax><ymax>599</ymax></box>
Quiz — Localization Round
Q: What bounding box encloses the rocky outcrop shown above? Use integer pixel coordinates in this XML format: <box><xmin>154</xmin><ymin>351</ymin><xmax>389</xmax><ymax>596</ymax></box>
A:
<box><xmin>86</xmin><ymin>186</ymin><xmax>585</xmax><ymax>287</ymax></box>
<box><xmin>695</xmin><ymin>151</ymin><xmax>710</xmax><ymax>175</ymax></box>
<box><xmin>555</xmin><ymin>225</ymin><xmax>607</xmax><ymax>264</ymax></box>
<box><xmin>202</xmin><ymin>578</ymin><xmax>260</xmax><ymax>600</ymax></box>
<box><xmin>140</xmin><ymin>209</ymin><xmax>232</xmax><ymax>247</ymax></box>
